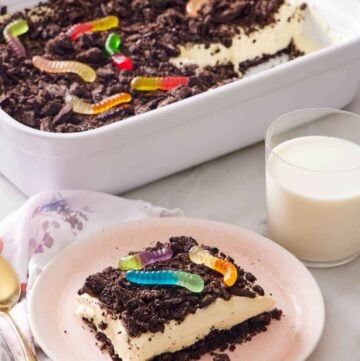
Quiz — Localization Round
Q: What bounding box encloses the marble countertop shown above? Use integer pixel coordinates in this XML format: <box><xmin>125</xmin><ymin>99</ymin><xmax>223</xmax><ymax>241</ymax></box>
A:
<box><xmin>1</xmin><ymin>90</ymin><xmax>359</xmax><ymax>360</ymax></box>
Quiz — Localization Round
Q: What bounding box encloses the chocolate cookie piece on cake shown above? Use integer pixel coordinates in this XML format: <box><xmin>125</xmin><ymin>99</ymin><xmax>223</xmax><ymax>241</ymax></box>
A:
<box><xmin>76</xmin><ymin>236</ymin><xmax>282</xmax><ymax>361</ymax></box>
<box><xmin>0</xmin><ymin>0</ymin><xmax>315</xmax><ymax>133</ymax></box>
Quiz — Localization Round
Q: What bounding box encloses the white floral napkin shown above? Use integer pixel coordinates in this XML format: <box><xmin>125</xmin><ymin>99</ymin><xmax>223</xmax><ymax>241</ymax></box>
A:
<box><xmin>0</xmin><ymin>190</ymin><xmax>183</xmax><ymax>360</ymax></box>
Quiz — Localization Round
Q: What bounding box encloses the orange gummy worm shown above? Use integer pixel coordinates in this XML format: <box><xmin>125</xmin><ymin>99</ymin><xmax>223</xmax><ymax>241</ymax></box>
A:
<box><xmin>213</xmin><ymin>258</ymin><xmax>238</xmax><ymax>287</ymax></box>
<box><xmin>189</xmin><ymin>246</ymin><xmax>238</xmax><ymax>287</ymax></box>
<box><xmin>66</xmin><ymin>92</ymin><xmax>132</xmax><ymax>115</ymax></box>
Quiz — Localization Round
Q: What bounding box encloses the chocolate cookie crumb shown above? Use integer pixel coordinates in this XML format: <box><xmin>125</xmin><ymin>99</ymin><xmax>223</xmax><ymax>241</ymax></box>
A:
<box><xmin>210</xmin><ymin>352</ymin><xmax>231</xmax><ymax>361</ymax></box>
<box><xmin>98</xmin><ymin>321</ymin><xmax>108</xmax><ymax>330</ymax></box>
<box><xmin>79</xmin><ymin>236</ymin><xmax>282</xmax><ymax>340</ymax></box>
<box><xmin>0</xmin><ymin>5</ymin><xmax>7</xmax><ymax>15</ymax></box>
<box><xmin>78</xmin><ymin>236</ymin><xmax>283</xmax><ymax>361</ymax></box>
<box><xmin>0</xmin><ymin>0</ymin><xmax>305</xmax><ymax>133</ymax></box>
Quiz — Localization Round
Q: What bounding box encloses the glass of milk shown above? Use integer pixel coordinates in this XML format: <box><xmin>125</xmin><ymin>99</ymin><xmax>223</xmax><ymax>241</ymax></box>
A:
<box><xmin>266</xmin><ymin>108</ymin><xmax>360</xmax><ymax>268</ymax></box>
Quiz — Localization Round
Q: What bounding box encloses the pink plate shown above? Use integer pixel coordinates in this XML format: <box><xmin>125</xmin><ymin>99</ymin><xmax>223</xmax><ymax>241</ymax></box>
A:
<box><xmin>29</xmin><ymin>218</ymin><xmax>325</xmax><ymax>361</ymax></box>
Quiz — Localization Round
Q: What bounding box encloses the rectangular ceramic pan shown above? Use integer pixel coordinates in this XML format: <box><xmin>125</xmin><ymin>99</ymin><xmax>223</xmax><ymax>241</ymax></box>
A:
<box><xmin>1</xmin><ymin>0</ymin><xmax>360</xmax><ymax>196</ymax></box>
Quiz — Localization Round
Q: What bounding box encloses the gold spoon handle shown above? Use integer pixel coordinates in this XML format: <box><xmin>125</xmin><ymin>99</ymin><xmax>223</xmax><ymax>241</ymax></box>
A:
<box><xmin>0</xmin><ymin>311</ymin><xmax>38</xmax><ymax>361</ymax></box>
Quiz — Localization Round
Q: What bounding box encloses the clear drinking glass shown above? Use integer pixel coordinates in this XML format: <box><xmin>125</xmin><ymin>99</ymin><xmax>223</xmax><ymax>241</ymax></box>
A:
<box><xmin>265</xmin><ymin>108</ymin><xmax>360</xmax><ymax>268</ymax></box>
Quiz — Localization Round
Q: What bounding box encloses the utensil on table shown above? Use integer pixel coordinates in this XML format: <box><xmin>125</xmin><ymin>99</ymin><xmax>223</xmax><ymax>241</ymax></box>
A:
<box><xmin>0</xmin><ymin>256</ymin><xmax>38</xmax><ymax>361</ymax></box>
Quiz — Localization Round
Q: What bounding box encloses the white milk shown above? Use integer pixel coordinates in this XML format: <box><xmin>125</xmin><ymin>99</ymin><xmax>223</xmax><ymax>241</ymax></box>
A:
<box><xmin>266</xmin><ymin>136</ymin><xmax>360</xmax><ymax>264</ymax></box>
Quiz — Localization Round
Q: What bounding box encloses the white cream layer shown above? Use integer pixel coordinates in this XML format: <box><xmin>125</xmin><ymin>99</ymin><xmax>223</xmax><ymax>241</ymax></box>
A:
<box><xmin>77</xmin><ymin>293</ymin><xmax>275</xmax><ymax>361</ymax></box>
<box><xmin>170</xmin><ymin>1</ymin><xmax>322</xmax><ymax>71</ymax></box>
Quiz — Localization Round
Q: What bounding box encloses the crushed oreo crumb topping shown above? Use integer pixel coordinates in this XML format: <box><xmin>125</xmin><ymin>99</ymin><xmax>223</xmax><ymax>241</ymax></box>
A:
<box><xmin>78</xmin><ymin>236</ymin><xmax>276</xmax><ymax>338</ymax></box>
<box><xmin>0</xmin><ymin>5</ymin><xmax>7</xmax><ymax>16</ymax></box>
<box><xmin>0</xmin><ymin>0</ymin><xmax>305</xmax><ymax>133</ymax></box>
<box><xmin>211</xmin><ymin>352</ymin><xmax>231</xmax><ymax>361</ymax></box>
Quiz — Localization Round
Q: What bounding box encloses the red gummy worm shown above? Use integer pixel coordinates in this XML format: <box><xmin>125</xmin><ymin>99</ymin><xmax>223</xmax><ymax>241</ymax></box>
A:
<box><xmin>69</xmin><ymin>23</ymin><xmax>93</xmax><ymax>41</ymax></box>
<box><xmin>112</xmin><ymin>54</ymin><xmax>134</xmax><ymax>71</ymax></box>
<box><xmin>160</xmin><ymin>77</ymin><xmax>189</xmax><ymax>90</ymax></box>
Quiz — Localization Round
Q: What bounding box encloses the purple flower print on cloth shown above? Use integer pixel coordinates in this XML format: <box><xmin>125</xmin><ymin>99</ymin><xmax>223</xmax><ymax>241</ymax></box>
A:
<box><xmin>30</xmin><ymin>192</ymin><xmax>92</xmax><ymax>254</ymax></box>
<box><xmin>29</xmin><ymin>233</ymin><xmax>54</xmax><ymax>254</ymax></box>
<box><xmin>33</xmin><ymin>192</ymin><xmax>92</xmax><ymax>233</ymax></box>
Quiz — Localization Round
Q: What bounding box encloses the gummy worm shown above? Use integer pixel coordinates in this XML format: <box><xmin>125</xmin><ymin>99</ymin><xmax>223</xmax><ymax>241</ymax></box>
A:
<box><xmin>105</xmin><ymin>32</ymin><xmax>122</xmax><ymax>56</ymax></box>
<box><xmin>3</xmin><ymin>19</ymin><xmax>29</xmax><ymax>57</ymax></box>
<box><xmin>118</xmin><ymin>247</ymin><xmax>174</xmax><ymax>271</ymax></box>
<box><xmin>105</xmin><ymin>33</ymin><xmax>134</xmax><ymax>71</ymax></box>
<box><xmin>189</xmin><ymin>246</ymin><xmax>238</xmax><ymax>287</ymax></box>
<box><xmin>68</xmin><ymin>15</ymin><xmax>119</xmax><ymax>41</ymax></box>
<box><xmin>66</xmin><ymin>92</ymin><xmax>132</xmax><ymax>115</ymax></box>
<box><xmin>131</xmin><ymin>76</ymin><xmax>189</xmax><ymax>91</ymax></box>
<box><xmin>186</xmin><ymin>0</ymin><xmax>208</xmax><ymax>17</ymax></box>
<box><xmin>32</xmin><ymin>56</ymin><xmax>97</xmax><ymax>83</ymax></box>
<box><xmin>112</xmin><ymin>53</ymin><xmax>134</xmax><ymax>71</ymax></box>
<box><xmin>126</xmin><ymin>270</ymin><xmax>205</xmax><ymax>293</ymax></box>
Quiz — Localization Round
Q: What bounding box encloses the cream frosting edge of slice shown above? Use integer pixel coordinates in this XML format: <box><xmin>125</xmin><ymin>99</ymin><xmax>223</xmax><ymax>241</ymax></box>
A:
<box><xmin>170</xmin><ymin>1</ymin><xmax>323</xmax><ymax>72</ymax></box>
<box><xmin>76</xmin><ymin>293</ymin><xmax>276</xmax><ymax>361</ymax></box>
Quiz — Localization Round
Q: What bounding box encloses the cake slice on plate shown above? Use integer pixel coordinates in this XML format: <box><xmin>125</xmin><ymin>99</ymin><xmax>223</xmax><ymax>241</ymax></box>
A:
<box><xmin>76</xmin><ymin>236</ymin><xmax>282</xmax><ymax>361</ymax></box>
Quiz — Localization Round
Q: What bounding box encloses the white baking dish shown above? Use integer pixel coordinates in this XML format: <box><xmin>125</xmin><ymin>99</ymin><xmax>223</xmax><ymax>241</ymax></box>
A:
<box><xmin>1</xmin><ymin>0</ymin><xmax>360</xmax><ymax>196</ymax></box>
